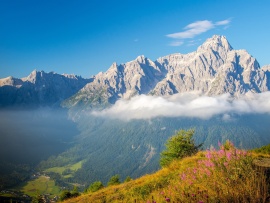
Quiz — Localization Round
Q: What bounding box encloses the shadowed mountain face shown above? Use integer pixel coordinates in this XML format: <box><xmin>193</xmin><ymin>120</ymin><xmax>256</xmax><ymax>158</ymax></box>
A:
<box><xmin>0</xmin><ymin>70</ymin><xmax>92</xmax><ymax>108</ymax></box>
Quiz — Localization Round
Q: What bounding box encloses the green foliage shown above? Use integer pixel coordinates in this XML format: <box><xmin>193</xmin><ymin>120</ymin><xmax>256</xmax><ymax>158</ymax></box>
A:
<box><xmin>160</xmin><ymin>129</ymin><xmax>202</xmax><ymax>167</ymax></box>
<box><xmin>59</xmin><ymin>187</ymin><xmax>80</xmax><ymax>201</ymax></box>
<box><xmin>107</xmin><ymin>175</ymin><xmax>121</xmax><ymax>186</ymax></box>
<box><xmin>71</xmin><ymin>186</ymin><xmax>80</xmax><ymax>197</ymax></box>
<box><xmin>31</xmin><ymin>195</ymin><xmax>44</xmax><ymax>203</ymax></box>
<box><xmin>59</xmin><ymin>190</ymin><xmax>72</xmax><ymax>201</ymax></box>
<box><xmin>87</xmin><ymin>181</ymin><xmax>104</xmax><ymax>192</ymax></box>
<box><xmin>124</xmin><ymin>176</ymin><xmax>132</xmax><ymax>183</ymax></box>
<box><xmin>252</xmin><ymin>143</ymin><xmax>270</xmax><ymax>154</ymax></box>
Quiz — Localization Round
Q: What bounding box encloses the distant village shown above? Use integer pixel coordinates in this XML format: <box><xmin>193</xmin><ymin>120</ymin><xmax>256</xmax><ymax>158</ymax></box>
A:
<box><xmin>0</xmin><ymin>172</ymin><xmax>59</xmax><ymax>203</ymax></box>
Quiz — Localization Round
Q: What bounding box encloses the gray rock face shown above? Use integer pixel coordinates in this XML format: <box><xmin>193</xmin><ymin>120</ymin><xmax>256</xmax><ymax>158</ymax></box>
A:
<box><xmin>66</xmin><ymin>35</ymin><xmax>270</xmax><ymax>109</ymax></box>
<box><xmin>152</xmin><ymin>35</ymin><xmax>268</xmax><ymax>96</ymax></box>
<box><xmin>64</xmin><ymin>55</ymin><xmax>165</xmax><ymax>109</ymax></box>
<box><xmin>0</xmin><ymin>70</ymin><xmax>92</xmax><ymax>108</ymax></box>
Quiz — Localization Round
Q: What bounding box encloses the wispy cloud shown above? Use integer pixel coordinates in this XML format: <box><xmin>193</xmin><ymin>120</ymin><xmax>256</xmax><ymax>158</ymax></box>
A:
<box><xmin>215</xmin><ymin>19</ymin><xmax>230</xmax><ymax>26</ymax></box>
<box><xmin>91</xmin><ymin>92</ymin><xmax>270</xmax><ymax>121</ymax></box>
<box><xmin>186</xmin><ymin>39</ymin><xmax>201</xmax><ymax>47</ymax></box>
<box><xmin>166</xmin><ymin>19</ymin><xmax>231</xmax><ymax>40</ymax></box>
<box><xmin>169</xmin><ymin>41</ymin><xmax>183</xmax><ymax>46</ymax></box>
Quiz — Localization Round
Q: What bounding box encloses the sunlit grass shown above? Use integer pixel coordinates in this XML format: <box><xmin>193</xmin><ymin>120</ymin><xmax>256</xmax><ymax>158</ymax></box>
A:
<box><xmin>20</xmin><ymin>176</ymin><xmax>60</xmax><ymax>198</ymax></box>
<box><xmin>63</xmin><ymin>143</ymin><xmax>269</xmax><ymax>203</ymax></box>
<box><xmin>45</xmin><ymin>160</ymin><xmax>83</xmax><ymax>178</ymax></box>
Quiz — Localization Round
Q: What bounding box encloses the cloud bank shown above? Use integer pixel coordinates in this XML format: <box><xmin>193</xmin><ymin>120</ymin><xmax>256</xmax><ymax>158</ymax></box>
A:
<box><xmin>91</xmin><ymin>92</ymin><xmax>270</xmax><ymax>121</ymax></box>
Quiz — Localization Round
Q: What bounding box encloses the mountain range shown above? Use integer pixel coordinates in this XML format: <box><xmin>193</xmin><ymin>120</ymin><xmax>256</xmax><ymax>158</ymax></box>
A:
<box><xmin>1</xmin><ymin>35</ymin><xmax>270</xmax><ymax>109</ymax></box>
<box><xmin>0</xmin><ymin>70</ymin><xmax>91</xmax><ymax>108</ymax></box>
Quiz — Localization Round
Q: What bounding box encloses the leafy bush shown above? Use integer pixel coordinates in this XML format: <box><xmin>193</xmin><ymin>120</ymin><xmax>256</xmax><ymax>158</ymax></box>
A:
<box><xmin>59</xmin><ymin>186</ymin><xmax>80</xmax><ymax>201</ymax></box>
<box><xmin>160</xmin><ymin>129</ymin><xmax>202</xmax><ymax>167</ymax></box>
<box><xmin>124</xmin><ymin>176</ymin><xmax>132</xmax><ymax>182</ymax></box>
<box><xmin>107</xmin><ymin>175</ymin><xmax>121</xmax><ymax>186</ymax></box>
<box><xmin>87</xmin><ymin>181</ymin><xmax>104</xmax><ymax>192</ymax></box>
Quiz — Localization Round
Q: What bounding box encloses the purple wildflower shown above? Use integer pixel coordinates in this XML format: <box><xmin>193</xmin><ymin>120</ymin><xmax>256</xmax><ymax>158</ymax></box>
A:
<box><xmin>165</xmin><ymin>197</ymin><xmax>170</xmax><ymax>202</ymax></box>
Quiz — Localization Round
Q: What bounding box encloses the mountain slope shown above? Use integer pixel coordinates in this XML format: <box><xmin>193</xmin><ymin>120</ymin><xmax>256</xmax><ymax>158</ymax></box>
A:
<box><xmin>63</xmin><ymin>56</ymin><xmax>165</xmax><ymax>110</ymax></box>
<box><xmin>0</xmin><ymin>70</ymin><xmax>92</xmax><ymax>108</ymax></box>
<box><xmin>63</xmin><ymin>146</ymin><xmax>269</xmax><ymax>203</ymax></box>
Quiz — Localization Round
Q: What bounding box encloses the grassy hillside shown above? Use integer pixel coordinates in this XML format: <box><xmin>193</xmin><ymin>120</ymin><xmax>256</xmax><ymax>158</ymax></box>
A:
<box><xmin>45</xmin><ymin>160</ymin><xmax>84</xmax><ymax>179</ymax></box>
<box><xmin>252</xmin><ymin>144</ymin><xmax>270</xmax><ymax>155</ymax></box>
<box><xmin>20</xmin><ymin>175</ymin><xmax>60</xmax><ymax>198</ymax></box>
<box><xmin>63</xmin><ymin>143</ymin><xmax>270</xmax><ymax>203</ymax></box>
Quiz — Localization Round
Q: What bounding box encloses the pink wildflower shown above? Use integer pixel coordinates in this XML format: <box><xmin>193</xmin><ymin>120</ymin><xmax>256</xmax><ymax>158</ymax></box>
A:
<box><xmin>193</xmin><ymin>168</ymin><xmax>197</xmax><ymax>174</ymax></box>
<box><xmin>226</xmin><ymin>151</ymin><xmax>232</xmax><ymax>160</ymax></box>
<box><xmin>205</xmin><ymin>150</ymin><xmax>212</xmax><ymax>159</ymax></box>
<box><xmin>204</xmin><ymin>160</ymin><xmax>214</xmax><ymax>167</ymax></box>
<box><xmin>218</xmin><ymin>141</ymin><xmax>222</xmax><ymax>147</ymax></box>
<box><xmin>181</xmin><ymin>173</ymin><xmax>186</xmax><ymax>180</ymax></box>
<box><xmin>218</xmin><ymin>149</ymin><xmax>225</xmax><ymax>156</ymax></box>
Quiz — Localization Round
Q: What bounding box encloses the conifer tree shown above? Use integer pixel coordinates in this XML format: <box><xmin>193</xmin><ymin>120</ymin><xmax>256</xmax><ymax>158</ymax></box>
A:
<box><xmin>160</xmin><ymin>129</ymin><xmax>202</xmax><ymax>167</ymax></box>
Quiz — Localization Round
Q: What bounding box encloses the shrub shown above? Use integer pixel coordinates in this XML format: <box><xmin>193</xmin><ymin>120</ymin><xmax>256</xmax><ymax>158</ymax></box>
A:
<box><xmin>160</xmin><ymin>129</ymin><xmax>202</xmax><ymax>167</ymax></box>
<box><xmin>124</xmin><ymin>176</ymin><xmax>132</xmax><ymax>182</ymax></box>
<box><xmin>107</xmin><ymin>174</ymin><xmax>121</xmax><ymax>186</ymax></box>
<box><xmin>87</xmin><ymin>181</ymin><xmax>104</xmax><ymax>192</ymax></box>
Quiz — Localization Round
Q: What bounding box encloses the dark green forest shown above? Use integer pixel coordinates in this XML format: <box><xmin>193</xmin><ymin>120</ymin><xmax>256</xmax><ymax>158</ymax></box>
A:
<box><xmin>37</xmin><ymin>113</ymin><xmax>270</xmax><ymax>190</ymax></box>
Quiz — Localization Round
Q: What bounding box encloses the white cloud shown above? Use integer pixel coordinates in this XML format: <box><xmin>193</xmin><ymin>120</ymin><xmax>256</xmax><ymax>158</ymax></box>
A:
<box><xmin>215</xmin><ymin>19</ymin><xmax>231</xmax><ymax>26</ymax></box>
<box><xmin>167</xmin><ymin>20</ymin><xmax>214</xmax><ymax>39</ymax></box>
<box><xmin>91</xmin><ymin>92</ymin><xmax>270</xmax><ymax>121</ymax></box>
<box><xmin>169</xmin><ymin>41</ymin><xmax>184</xmax><ymax>46</ymax></box>
<box><xmin>166</xmin><ymin>19</ymin><xmax>231</xmax><ymax>40</ymax></box>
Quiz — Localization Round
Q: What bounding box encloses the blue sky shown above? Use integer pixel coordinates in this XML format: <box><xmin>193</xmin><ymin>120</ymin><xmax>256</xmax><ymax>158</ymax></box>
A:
<box><xmin>0</xmin><ymin>0</ymin><xmax>270</xmax><ymax>78</ymax></box>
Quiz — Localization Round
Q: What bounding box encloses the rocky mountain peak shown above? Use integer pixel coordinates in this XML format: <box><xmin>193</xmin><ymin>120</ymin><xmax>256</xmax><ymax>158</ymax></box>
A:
<box><xmin>107</xmin><ymin>62</ymin><xmax>118</xmax><ymax>73</ymax></box>
<box><xmin>198</xmin><ymin>35</ymin><xmax>233</xmax><ymax>53</ymax></box>
<box><xmin>262</xmin><ymin>65</ymin><xmax>270</xmax><ymax>72</ymax></box>
<box><xmin>135</xmin><ymin>55</ymin><xmax>147</xmax><ymax>63</ymax></box>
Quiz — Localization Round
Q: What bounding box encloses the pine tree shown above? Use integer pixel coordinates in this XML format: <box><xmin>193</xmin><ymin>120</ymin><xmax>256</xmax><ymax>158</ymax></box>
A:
<box><xmin>160</xmin><ymin>129</ymin><xmax>202</xmax><ymax>167</ymax></box>
<box><xmin>107</xmin><ymin>175</ymin><xmax>121</xmax><ymax>186</ymax></box>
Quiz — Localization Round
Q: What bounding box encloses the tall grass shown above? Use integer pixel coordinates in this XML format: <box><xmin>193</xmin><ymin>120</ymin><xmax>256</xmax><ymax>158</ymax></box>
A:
<box><xmin>64</xmin><ymin>142</ymin><xmax>269</xmax><ymax>203</ymax></box>
<box><xmin>149</xmin><ymin>141</ymin><xmax>269</xmax><ymax>203</ymax></box>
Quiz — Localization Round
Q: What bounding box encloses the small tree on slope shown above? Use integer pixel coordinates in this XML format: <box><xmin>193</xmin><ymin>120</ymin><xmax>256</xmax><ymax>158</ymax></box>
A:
<box><xmin>160</xmin><ymin>129</ymin><xmax>202</xmax><ymax>167</ymax></box>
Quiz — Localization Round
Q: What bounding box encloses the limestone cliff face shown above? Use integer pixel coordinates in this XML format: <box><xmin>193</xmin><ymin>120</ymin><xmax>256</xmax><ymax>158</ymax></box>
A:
<box><xmin>152</xmin><ymin>35</ymin><xmax>268</xmax><ymax>96</ymax></box>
